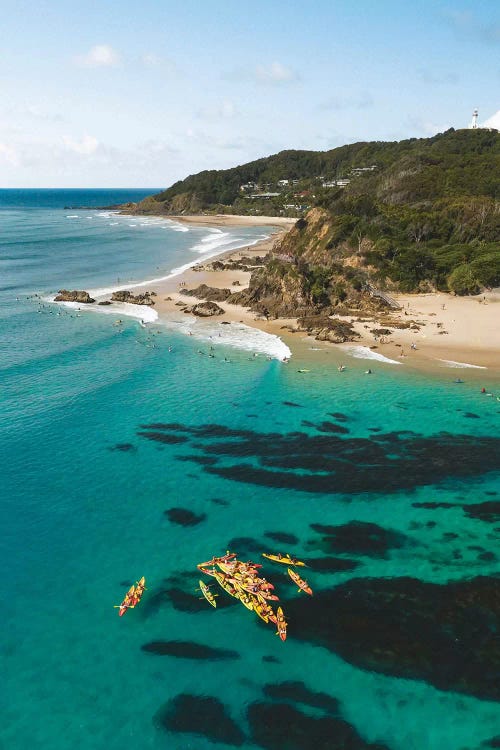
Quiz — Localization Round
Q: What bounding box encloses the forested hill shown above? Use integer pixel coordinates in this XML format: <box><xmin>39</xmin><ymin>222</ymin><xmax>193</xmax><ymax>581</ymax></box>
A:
<box><xmin>130</xmin><ymin>128</ymin><xmax>499</xmax><ymax>296</ymax></box>
<box><xmin>131</xmin><ymin>128</ymin><xmax>499</xmax><ymax>217</ymax></box>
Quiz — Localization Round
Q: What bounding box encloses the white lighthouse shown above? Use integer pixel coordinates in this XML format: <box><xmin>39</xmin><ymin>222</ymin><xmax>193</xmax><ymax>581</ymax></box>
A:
<box><xmin>470</xmin><ymin>109</ymin><xmax>479</xmax><ymax>129</ymax></box>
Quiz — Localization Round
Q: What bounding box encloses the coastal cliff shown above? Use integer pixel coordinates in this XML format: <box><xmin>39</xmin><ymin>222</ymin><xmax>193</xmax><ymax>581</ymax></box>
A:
<box><xmin>224</xmin><ymin>209</ymin><xmax>392</xmax><ymax>320</ymax></box>
<box><xmin>127</xmin><ymin>128</ymin><xmax>499</xmax><ymax>300</ymax></box>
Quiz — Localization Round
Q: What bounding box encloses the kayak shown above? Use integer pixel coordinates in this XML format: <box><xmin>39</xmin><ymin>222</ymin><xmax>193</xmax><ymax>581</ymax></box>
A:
<box><xmin>213</xmin><ymin>571</ymin><xmax>240</xmax><ymax>598</ymax></box>
<box><xmin>199</xmin><ymin>580</ymin><xmax>217</xmax><ymax>608</ymax></box>
<box><xmin>135</xmin><ymin>576</ymin><xmax>146</xmax><ymax>597</ymax></box>
<box><xmin>253</xmin><ymin>600</ymin><xmax>270</xmax><ymax>622</ymax></box>
<box><xmin>259</xmin><ymin>601</ymin><xmax>277</xmax><ymax>625</ymax></box>
<box><xmin>198</xmin><ymin>565</ymin><xmax>218</xmax><ymax>577</ymax></box>
<box><xmin>262</xmin><ymin>552</ymin><xmax>306</xmax><ymax>567</ymax></box>
<box><xmin>216</xmin><ymin>561</ymin><xmax>238</xmax><ymax>574</ymax></box>
<box><xmin>238</xmin><ymin>591</ymin><xmax>255</xmax><ymax>611</ymax></box>
<box><xmin>256</xmin><ymin>590</ymin><xmax>280</xmax><ymax>602</ymax></box>
<box><xmin>118</xmin><ymin>585</ymin><xmax>136</xmax><ymax>617</ymax></box>
<box><xmin>276</xmin><ymin>606</ymin><xmax>287</xmax><ymax>641</ymax></box>
<box><xmin>288</xmin><ymin>567</ymin><xmax>313</xmax><ymax>595</ymax></box>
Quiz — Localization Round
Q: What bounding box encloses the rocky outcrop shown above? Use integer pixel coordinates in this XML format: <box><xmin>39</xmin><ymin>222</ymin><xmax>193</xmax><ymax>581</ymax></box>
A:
<box><xmin>111</xmin><ymin>290</ymin><xmax>155</xmax><ymax>306</ymax></box>
<box><xmin>296</xmin><ymin>316</ymin><xmax>360</xmax><ymax>343</ymax></box>
<box><xmin>181</xmin><ymin>284</ymin><xmax>232</xmax><ymax>302</ymax></box>
<box><xmin>54</xmin><ymin>289</ymin><xmax>95</xmax><ymax>303</ymax></box>
<box><xmin>189</xmin><ymin>301</ymin><xmax>225</xmax><ymax>317</ymax></box>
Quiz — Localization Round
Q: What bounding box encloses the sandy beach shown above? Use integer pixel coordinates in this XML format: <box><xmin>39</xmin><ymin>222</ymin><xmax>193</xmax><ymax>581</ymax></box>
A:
<box><xmin>138</xmin><ymin>215</ymin><xmax>499</xmax><ymax>375</ymax></box>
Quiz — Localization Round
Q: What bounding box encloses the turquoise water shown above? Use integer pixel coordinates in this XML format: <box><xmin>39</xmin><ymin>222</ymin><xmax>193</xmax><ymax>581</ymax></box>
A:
<box><xmin>1</xmin><ymin>191</ymin><xmax>499</xmax><ymax>749</ymax></box>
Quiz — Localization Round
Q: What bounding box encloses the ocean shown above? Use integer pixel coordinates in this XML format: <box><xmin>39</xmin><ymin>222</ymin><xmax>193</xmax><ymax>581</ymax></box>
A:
<box><xmin>1</xmin><ymin>190</ymin><xmax>499</xmax><ymax>750</ymax></box>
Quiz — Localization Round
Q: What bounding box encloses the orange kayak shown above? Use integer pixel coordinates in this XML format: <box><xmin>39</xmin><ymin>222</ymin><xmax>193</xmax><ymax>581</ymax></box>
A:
<box><xmin>288</xmin><ymin>567</ymin><xmax>313</xmax><ymax>595</ymax></box>
<box><xmin>276</xmin><ymin>606</ymin><xmax>287</xmax><ymax>641</ymax></box>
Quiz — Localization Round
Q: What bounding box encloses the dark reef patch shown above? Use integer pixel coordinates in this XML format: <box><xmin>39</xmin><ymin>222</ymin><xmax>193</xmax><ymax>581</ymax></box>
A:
<box><xmin>482</xmin><ymin>737</ymin><xmax>500</xmax><ymax>748</ymax></box>
<box><xmin>262</xmin><ymin>655</ymin><xmax>281</xmax><ymax>664</ymax></box>
<box><xmin>463</xmin><ymin>501</ymin><xmax>500</xmax><ymax>523</ymax></box>
<box><xmin>302</xmin><ymin>420</ymin><xmax>349</xmax><ymax>435</ymax></box>
<box><xmin>464</xmin><ymin>412</ymin><xmax>480</xmax><ymax>419</ymax></box>
<box><xmin>165</xmin><ymin>586</ymin><xmax>236</xmax><ymax>613</ymax></box>
<box><xmin>247</xmin><ymin>702</ymin><xmax>388</xmax><ymax>750</ymax></box>
<box><xmin>211</xmin><ymin>497</ymin><xmax>229</xmax><ymax>506</ymax></box>
<box><xmin>309</xmin><ymin>521</ymin><xmax>410</xmax><ymax>558</ymax></box>
<box><xmin>227</xmin><ymin>536</ymin><xmax>263</xmax><ymax>556</ymax></box>
<box><xmin>413</xmin><ymin>500</ymin><xmax>500</xmax><ymax>524</ymax></box>
<box><xmin>141</xmin><ymin>640</ymin><xmax>239</xmax><ymax>660</ymax></box>
<box><xmin>283</xmin><ymin>401</ymin><xmax>302</xmax><ymax>407</ymax></box>
<box><xmin>154</xmin><ymin>694</ymin><xmax>245</xmax><ymax>746</ymax></box>
<box><xmin>137</xmin><ymin>431</ymin><xmax>188</xmax><ymax>445</ymax></box>
<box><xmin>284</xmin><ymin>575</ymin><xmax>500</xmax><ymax>701</ymax></box>
<box><xmin>264</xmin><ymin>531</ymin><xmax>299</xmax><ymax>546</ymax></box>
<box><xmin>140</xmin><ymin>422</ymin><xmax>187</xmax><ymax>430</ymax></box>
<box><xmin>164</xmin><ymin>507</ymin><xmax>206</xmax><ymax>526</ymax></box>
<box><xmin>328</xmin><ymin>412</ymin><xmax>349</xmax><ymax>422</ymax></box>
<box><xmin>109</xmin><ymin>443</ymin><xmax>136</xmax><ymax>452</ymax></box>
<box><xmin>176</xmin><ymin>454</ymin><xmax>218</xmax><ymax>466</ymax></box>
<box><xmin>136</xmin><ymin>421</ymin><xmax>500</xmax><ymax>495</ymax></box>
<box><xmin>478</xmin><ymin>551</ymin><xmax>497</xmax><ymax>562</ymax></box>
<box><xmin>263</xmin><ymin>681</ymin><xmax>340</xmax><ymax>714</ymax></box>
<box><xmin>306</xmin><ymin>556</ymin><xmax>360</xmax><ymax>573</ymax></box>
<box><xmin>412</xmin><ymin>501</ymin><xmax>456</xmax><ymax>510</ymax></box>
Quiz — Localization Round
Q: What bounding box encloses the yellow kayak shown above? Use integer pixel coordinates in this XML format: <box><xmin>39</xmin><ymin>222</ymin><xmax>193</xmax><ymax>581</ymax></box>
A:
<box><xmin>262</xmin><ymin>552</ymin><xmax>306</xmax><ymax>567</ymax></box>
<box><xmin>213</xmin><ymin>571</ymin><xmax>240</xmax><ymax>598</ymax></box>
<box><xmin>199</xmin><ymin>580</ymin><xmax>217</xmax><ymax>608</ymax></box>
<box><xmin>238</xmin><ymin>591</ymin><xmax>255</xmax><ymax>611</ymax></box>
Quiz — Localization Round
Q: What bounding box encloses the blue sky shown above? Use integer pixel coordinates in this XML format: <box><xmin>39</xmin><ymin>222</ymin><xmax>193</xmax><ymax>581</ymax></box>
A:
<box><xmin>1</xmin><ymin>0</ymin><xmax>499</xmax><ymax>187</ymax></box>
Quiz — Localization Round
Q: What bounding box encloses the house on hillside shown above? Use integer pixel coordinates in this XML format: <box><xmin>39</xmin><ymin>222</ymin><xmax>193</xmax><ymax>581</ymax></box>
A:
<box><xmin>250</xmin><ymin>192</ymin><xmax>280</xmax><ymax>200</ymax></box>
<box><xmin>351</xmin><ymin>165</ymin><xmax>378</xmax><ymax>175</ymax></box>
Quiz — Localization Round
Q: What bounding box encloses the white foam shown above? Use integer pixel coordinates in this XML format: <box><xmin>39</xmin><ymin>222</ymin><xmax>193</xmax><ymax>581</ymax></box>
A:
<box><xmin>50</xmin><ymin>298</ymin><xmax>158</xmax><ymax>323</ymax></box>
<box><xmin>343</xmin><ymin>345</ymin><xmax>402</xmax><ymax>365</ymax></box>
<box><xmin>66</xmin><ymin>215</ymin><xmax>79</xmax><ymax>218</ymax></box>
<box><xmin>87</xmin><ymin>233</ymin><xmax>270</xmax><ymax>299</ymax></box>
<box><xmin>160</xmin><ymin>318</ymin><xmax>291</xmax><ymax>360</ymax></box>
<box><xmin>438</xmin><ymin>359</ymin><xmax>487</xmax><ymax>369</ymax></box>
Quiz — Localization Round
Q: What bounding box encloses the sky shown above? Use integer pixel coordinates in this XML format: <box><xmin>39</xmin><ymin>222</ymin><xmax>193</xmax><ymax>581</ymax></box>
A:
<box><xmin>1</xmin><ymin>0</ymin><xmax>499</xmax><ymax>188</ymax></box>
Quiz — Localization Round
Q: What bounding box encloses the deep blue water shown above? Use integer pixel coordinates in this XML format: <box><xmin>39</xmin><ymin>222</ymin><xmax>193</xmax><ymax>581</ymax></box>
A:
<box><xmin>1</xmin><ymin>190</ymin><xmax>499</xmax><ymax>749</ymax></box>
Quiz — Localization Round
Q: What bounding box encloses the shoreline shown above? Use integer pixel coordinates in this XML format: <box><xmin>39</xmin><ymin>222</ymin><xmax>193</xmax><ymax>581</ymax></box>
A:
<box><xmin>145</xmin><ymin>216</ymin><xmax>500</xmax><ymax>375</ymax></box>
<box><xmin>55</xmin><ymin>213</ymin><xmax>500</xmax><ymax>376</ymax></box>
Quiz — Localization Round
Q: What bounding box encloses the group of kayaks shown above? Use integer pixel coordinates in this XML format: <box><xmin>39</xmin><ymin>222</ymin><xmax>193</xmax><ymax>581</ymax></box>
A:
<box><xmin>116</xmin><ymin>576</ymin><xmax>146</xmax><ymax>617</ymax></box>
<box><xmin>197</xmin><ymin>551</ymin><xmax>313</xmax><ymax>641</ymax></box>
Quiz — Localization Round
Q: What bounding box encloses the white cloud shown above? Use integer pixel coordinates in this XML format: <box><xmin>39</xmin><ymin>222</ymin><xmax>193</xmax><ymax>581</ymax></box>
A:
<box><xmin>0</xmin><ymin>142</ymin><xmax>18</xmax><ymax>165</ymax></box>
<box><xmin>76</xmin><ymin>45</ymin><xmax>120</xmax><ymax>68</ymax></box>
<box><xmin>483</xmin><ymin>110</ymin><xmax>500</xmax><ymax>129</ymax></box>
<box><xmin>255</xmin><ymin>62</ymin><xmax>298</xmax><ymax>84</ymax></box>
<box><xmin>62</xmin><ymin>134</ymin><xmax>100</xmax><ymax>155</ymax></box>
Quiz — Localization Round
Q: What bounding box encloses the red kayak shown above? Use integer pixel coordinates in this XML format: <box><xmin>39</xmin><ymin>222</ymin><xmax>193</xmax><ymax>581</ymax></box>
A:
<box><xmin>118</xmin><ymin>585</ymin><xmax>137</xmax><ymax>617</ymax></box>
